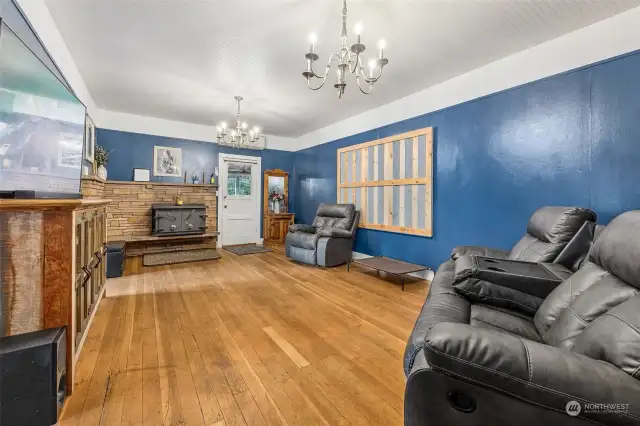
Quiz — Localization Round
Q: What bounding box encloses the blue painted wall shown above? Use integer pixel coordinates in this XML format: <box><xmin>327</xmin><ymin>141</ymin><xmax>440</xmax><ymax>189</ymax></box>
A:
<box><xmin>292</xmin><ymin>51</ymin><xmax>640</xmax><ymax>268</ymax></box>
<box><xmin>97</xmin><ymin>128</ymin><xmax>295</xmax><ymax>236</ymax></box>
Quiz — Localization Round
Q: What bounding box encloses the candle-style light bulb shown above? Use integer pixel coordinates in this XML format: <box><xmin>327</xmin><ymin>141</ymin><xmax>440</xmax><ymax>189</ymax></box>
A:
<box><xmin>308</xmin><ymin>33</ymin><xmax>317</xmax><ymax>53</ymax></box>
<box><xmin>378</xmin><ymin>39</ymin><xmax>386</xmax><ymax>59</ymax></box>
<box><xmin>242</xmin><ymin>122</ymin><xmax>248</xmax><ymax>130</ymax></box>
<box><xmin>354</xmin><ymin>22</ymin><xmax>363</xmax><ymax>44</ymax></box>
<box><xmin>221</xmin><ymin>121</ymin><xmax>227</xmax><ymax>129</ymax></box>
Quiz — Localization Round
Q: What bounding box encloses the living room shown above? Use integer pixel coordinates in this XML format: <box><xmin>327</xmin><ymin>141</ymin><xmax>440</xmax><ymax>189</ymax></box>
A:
<box><xmin>1</xmin><ymin>0</ymin><xmax>640</xmax><ymax>425</ymax></box>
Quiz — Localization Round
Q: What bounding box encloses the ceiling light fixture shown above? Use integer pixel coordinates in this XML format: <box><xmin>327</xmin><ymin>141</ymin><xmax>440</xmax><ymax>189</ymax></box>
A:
<box><xmin>303</xmin><ymin>0</ymin><xmax>389</xmax><ymax>98</ymax></box>
<box><xmin>216</xmin><ymin>96</ymin><xmax>262</xmax><ymax>148</ymax></box>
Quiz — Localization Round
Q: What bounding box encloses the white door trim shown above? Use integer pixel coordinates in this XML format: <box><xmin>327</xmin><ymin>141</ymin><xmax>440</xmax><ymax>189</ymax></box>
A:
<box><xmin>217</xmin><ymin>153</ymin><xmax>262</xmax><ymax>247</ymax></box>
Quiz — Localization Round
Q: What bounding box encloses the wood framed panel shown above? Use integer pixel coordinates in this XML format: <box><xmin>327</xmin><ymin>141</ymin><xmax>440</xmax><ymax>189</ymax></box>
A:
<box><xmin>337</xmin><ymin>127</ymin><xmax>433</xmax><ymax>237</ymax></box>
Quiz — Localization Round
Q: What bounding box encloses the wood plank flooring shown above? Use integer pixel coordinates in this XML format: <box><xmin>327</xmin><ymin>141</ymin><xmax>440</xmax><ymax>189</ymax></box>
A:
<box><xmin>59</xmin><ymin>247</ymin><xmax>429</xmax><ymax>426</ymax></box>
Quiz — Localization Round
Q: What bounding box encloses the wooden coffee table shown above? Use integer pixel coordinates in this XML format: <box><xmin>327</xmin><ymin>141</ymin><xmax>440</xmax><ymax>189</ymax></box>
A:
<box><xmin>347</xmin><ymin>256</ymin><xmax>432</xmax><ymax>291</ymax></box>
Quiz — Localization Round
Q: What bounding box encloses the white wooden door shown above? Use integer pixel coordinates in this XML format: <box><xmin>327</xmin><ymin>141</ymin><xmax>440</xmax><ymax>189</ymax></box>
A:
<box><xmin>221</xmin><ymin>156</ymin><xmax>260</xmax><ymax>246</ymax></box>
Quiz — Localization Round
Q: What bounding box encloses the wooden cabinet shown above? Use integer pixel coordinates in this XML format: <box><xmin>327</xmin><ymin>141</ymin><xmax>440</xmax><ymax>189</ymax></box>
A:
<box><xmin>74</xmin><ymin>205</ymin><xmax>108</xmax><ymax>349</ymax></box>
<box><xmin>265</xmin><ymin>213</ymin><xmax>294</xmax><ymax>244</ymax></box>
<box><xmin>263</xmin><ymin>169</ymin><xmax>292</xmax><ymax>244</ymax></box>
<box><xmin>0</xmin><ymin>198</ymin><xmax>109</xmax><ymax>395</ymax></box>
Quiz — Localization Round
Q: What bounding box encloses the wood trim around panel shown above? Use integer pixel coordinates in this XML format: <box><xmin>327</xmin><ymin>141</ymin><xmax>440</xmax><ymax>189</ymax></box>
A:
<box><xmin>336</xmin><ymin>126</ymin><xmax>434</xmax><ymax>238</ymax></box>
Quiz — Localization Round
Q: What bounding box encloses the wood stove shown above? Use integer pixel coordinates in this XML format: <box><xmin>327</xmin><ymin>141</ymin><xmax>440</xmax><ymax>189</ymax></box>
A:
<box><xmin>151</xmin><ymin>204</ymin><xmax>207</xmax><ymax>236</ymax></box>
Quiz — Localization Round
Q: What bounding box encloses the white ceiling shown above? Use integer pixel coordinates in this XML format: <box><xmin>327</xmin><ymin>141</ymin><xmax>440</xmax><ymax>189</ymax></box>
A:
<box><xmin>45</xmin><ymin>0</ymin><xmax>640</xmax><ymax>137</ymax></box>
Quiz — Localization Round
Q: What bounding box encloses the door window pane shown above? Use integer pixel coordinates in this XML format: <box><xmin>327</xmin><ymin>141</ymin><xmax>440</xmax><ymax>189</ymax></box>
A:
<box><xmin>227</xmin><ymin>162</ymin><xmax>252</xmax><ymax>196</ymax></box>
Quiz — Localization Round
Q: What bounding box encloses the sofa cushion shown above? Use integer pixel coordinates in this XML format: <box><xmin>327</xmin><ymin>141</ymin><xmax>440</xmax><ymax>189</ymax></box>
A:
<box><xmin>286</xmin><ymin>231</ymin><xmax>318</xmax><ymax>250</ymax></box>
<box><xmin>312</xmin><ymin>203</ymin><xmax>356</xmax><ymax>230</ymax></box>
<box><xmin>454</xmin><ymin>278</ymin><xmax>544</xmax><ymax>316</ymax></box>
<box><xmin>289</xmin><ymin>224</ymin><xmax>316</xmax><ymax>233</ymax></box>
<box><xmin>572</xmin><ymin>295</ymin><xmax>640</xmax><ymax>377</ymax></box>
<box><xmin>589</xmin><ymin>210</ymin><xmax>640</xmax><ymax>290</ymax></box>
<box><xmin>533</xmin><ymin>261</ymin><xmax>609</xmax><ymax>339</ymax></box>
<box><xmin>508</xmin><ymin>206</ymin><xmax>596</xmax><ymax>263</ymax></box>
<box><xmin>469</xmin><ymin>305</ymin><xmax>542</xmax><ymax>342</ymax></box>
<box><xmin>317</xmin><ymin>227</ymin><xmax>353</xmax><ymax>238</ymax></box>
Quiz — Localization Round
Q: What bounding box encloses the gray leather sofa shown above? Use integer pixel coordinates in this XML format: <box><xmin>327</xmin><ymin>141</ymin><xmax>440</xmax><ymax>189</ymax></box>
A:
<box><xmin>285</xmin><ymin>203</ymin><xmax>360</xmax><ymax>267</ymax></box>
<box><xmin>451</xmin><ymin>206</ymin><xmax>597</xmax><ymax>263</ymax></box>
<box><xmin>404</xmin><ymin>210</ymin><xmax>640</xmax><ymax>426</ymax></box>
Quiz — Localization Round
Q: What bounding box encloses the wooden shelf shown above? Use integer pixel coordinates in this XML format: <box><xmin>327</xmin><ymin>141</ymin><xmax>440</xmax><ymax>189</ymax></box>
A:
<box><xmin>82</xmin><ymin>176</ymin><xmax>218</xmax><ymax>188</ymax></box>
<box><xmin>0</xmin><ymin>198</ymin><xmax>111</xmax><ymax>211</ymax></box>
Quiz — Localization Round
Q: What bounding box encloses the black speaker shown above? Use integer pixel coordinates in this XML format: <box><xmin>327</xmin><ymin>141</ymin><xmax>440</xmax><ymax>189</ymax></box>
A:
<box><xmin>0</xmin><ymin>327</ymin><xmax>67</xmax><ymax>426</ymax></box>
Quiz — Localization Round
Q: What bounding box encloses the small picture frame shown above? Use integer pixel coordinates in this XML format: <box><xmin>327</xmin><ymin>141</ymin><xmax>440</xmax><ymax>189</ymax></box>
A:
<box><xmin>133</xmin><ymin>168</ymin><xmax>150</xmax><ymax>182</ymax></box>
<box><xmin>84</xmin><ymin>115</ymin><xmax>95</xmax><ymax>163</ymax></box>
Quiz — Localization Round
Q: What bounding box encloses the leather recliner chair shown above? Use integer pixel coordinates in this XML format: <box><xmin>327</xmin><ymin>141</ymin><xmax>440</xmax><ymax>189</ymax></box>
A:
<box><xmin>285</xmin><ymin>203</ymin><xmax>360</xmax><ymax>267</ymax></box>
<box><xmin>451</xmin><ymin>206</ymin><xmax>597</xmax><ymax>263</ymax></box>
<box><xmin>404</xmin><ymin>211</ymin><xmax>640</xmax><ymax>426</ymax></box>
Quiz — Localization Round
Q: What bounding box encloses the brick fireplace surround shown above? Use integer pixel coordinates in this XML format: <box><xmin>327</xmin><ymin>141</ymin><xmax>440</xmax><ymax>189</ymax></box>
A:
<box><xmin>81</xmin><ymin>176</ymin><xmax>218</xmax><ymax>254</ymax></box>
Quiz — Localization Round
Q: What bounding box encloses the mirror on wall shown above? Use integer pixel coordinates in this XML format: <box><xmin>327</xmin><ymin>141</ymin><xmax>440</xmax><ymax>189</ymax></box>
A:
<box><xmin>263</xmin><ymin>169</ymin><xmax>289</xmax><ymax>214</ymax></box>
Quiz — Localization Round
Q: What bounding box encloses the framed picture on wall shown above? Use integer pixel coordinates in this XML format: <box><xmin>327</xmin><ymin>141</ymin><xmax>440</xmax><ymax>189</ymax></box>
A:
<box><xmin>84</xmin><ymin>114</ymin><xmax>95</xmax><ymax>163</ymax></box>
<box><xmin>153</xmin><ymin>145</ymin><xmax>182</xmax><ymax>177</ymax></box>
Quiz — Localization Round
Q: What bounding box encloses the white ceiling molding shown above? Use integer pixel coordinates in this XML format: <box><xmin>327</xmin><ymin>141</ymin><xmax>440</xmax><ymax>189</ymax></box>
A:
<box><xmin>297</xmin><ymin>6</ymin><xmax>640</xmax><ymax>150</ymax></box>
<box><xmin>15</xmin><ymin>0</ymin><xmax>97</xmax><ymax>116</ymax></box>
<box><xmin>96</xmin><ymin>109</ymin><xmax>297</xmax><ymax>152</ymax></box>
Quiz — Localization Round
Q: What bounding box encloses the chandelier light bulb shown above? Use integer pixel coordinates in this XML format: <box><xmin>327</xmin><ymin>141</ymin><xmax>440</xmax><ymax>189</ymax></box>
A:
<box><xmin>354</xmin><ymin>22</ymin><xmax>363</xmax><ymax>35</ymax></box>
<box><xmin>368</xmin><ymin>59</ymin><xmax>376</xmax><ymax>69</ymax></box>
<box><xmin>231</xmin><ymin>130</ymin><xmax>237</xmax><ymax>137</ymax></box>
<box><xmin>216</xmin><ymin>125</ymin><xmax>222</xmax><ymax>133</ymax></box>
<box><xmin>378</xmin><ymin>39</ymin><xmax>387</xmax><ymax>50</ymax></box>
<box><xmin>254</xmin><ymin>127</ymin><xmax>261</xmax><ymax>134</ymax></box>
<box><xmin>242</xmin><ymin>122</ymin><xmax>248</xmax><ymax>130</ymax></box>
<box><xmin>221</xmin><ymin>121</ymin><xmax>227</xmax><ymax>129</ymax></box>
<box><xmin>308</xmin><ymin>33</ymin><xmax>317</xmax><ymax>44</ymax></box>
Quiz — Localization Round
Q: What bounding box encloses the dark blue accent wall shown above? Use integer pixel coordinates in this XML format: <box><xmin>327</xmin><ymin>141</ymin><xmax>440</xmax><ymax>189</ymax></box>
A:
<box><xmin>292</xmin><ymin>51</ymin><xmax>640</xmax><ymax>269</ymax></box>
<box><xmin>96</xmin><ymin>128</ymin><xmax>295</xmax><ymax>237</ymax></box>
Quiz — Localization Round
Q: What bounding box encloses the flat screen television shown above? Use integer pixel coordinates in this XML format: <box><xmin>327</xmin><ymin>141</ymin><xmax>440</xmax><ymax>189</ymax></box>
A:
<box><xmin>0</xmin><ymin>18</ymin><xmax>86</xmax><ymax>199</ymax></box>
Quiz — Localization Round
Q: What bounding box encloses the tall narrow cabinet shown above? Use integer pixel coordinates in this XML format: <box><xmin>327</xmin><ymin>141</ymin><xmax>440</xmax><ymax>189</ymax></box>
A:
<box><xmin>0</xmin><ymin>198</ymin><xmax>110</xmax><ymax>394</ymax></box>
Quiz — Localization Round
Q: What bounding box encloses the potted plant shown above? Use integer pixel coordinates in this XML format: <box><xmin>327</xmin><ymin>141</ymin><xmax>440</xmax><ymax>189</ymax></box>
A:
<box><xmin>95</xmin><ymin>145</ymin><xmax>109</xmax><ymax>180</ymax></box>
<box><xmin>269</xmin><ymin>189</ymin><xmax>285</xmax><ymax>213</ymax></box>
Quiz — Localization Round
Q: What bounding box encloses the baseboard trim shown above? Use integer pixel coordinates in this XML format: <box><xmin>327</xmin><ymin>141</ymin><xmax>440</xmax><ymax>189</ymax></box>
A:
<box><xmin>352</xmin><ymin>251</ymin><xmax>435</xmax><ymax>281</ymax></box>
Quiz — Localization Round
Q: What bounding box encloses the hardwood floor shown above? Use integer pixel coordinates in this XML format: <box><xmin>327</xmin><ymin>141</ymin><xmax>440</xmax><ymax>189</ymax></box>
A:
<box><xmin>59</xmin><ymin>247</ymin><xmax>429</xmax><ymax>426</ymax></box>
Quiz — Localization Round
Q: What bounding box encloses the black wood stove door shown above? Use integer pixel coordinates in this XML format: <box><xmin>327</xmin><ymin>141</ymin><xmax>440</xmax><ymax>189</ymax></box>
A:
<box><xmin>182</xmin><ymin>208</ymin><xmax>206</xmax><ymax>233</ymax></box>
<box><xmin>156</xmin><ymin>210</ymin><xmax>181</xmax><ymax>234</ymax></box>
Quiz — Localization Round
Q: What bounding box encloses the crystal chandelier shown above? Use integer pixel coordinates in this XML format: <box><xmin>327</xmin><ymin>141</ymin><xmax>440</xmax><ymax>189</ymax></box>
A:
<box><xmin>216</xmin><ymin>96</ymin><xmax>262</xmax><ymax>148</ymax></box>
<box><xmin>303</xmin><ymin>0</ymin><xmax>388</xmax><ymax>98</ymax></box>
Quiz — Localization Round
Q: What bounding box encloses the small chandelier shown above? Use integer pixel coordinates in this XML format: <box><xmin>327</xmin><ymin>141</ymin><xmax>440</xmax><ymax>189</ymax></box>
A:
<box><xmin>216</xmin><ymin>96</ymin><xmax>262</xmax><ymax>147</ymax></box>
<box><xmin>303</xmin><ymin>0</ymin><xmax>388</xmax><ymax>98</ymax></box>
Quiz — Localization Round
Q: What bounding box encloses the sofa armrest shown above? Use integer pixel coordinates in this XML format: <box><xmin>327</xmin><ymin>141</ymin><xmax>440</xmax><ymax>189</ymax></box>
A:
<box><xmin>425</xmin><ymin>323</ymin><xmax>640</xmax><ymax>424</ymax></box>
<box><xmin>317</xmin><ymin>227</ymin><xmax>353</xmax><ymax>238</ymax></box>
<box><xmin>451</xmin><ymin>245</ymin><xmax>509</xmax><ymax>260</ymax></box>
<box><xmin>288</xmin><ymin>224</ymin><xmax>316</xmax><ymax>234</ymax></box>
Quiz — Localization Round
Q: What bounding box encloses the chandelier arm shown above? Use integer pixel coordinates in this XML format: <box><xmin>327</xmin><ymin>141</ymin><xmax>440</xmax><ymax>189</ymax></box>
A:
<box><xmin>347</xmin><ymin>51</ymin><xmax>360</xmax><ymax>74</ymax></box>
<box><xmin>307</xmin><ymin>76</ymin><xmax>328</xmax><ymax>91</ymax></box>
<box><xmin>358</xmin><ymin>64</ymin><xmax>384</xmax><ymax>84</ymax></box>
<box><xmin>355</xmin><ymin>76</ymin><xmax>373</xmax><ymax>94</ymax></box>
